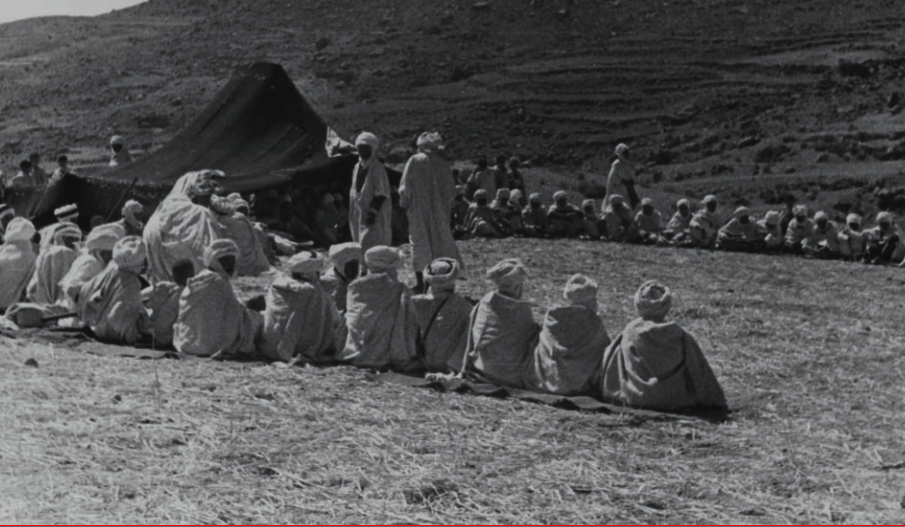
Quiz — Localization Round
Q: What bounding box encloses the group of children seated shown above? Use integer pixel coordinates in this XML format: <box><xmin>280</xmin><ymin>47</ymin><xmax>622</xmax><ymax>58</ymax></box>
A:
<box><xmin>451</xmin><ymin>188</ymin><xmax>903</xmax><ymax>265</ymax></box>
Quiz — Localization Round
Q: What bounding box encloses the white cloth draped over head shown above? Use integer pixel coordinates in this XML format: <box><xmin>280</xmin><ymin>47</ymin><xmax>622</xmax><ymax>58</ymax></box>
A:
<box><xmin>486</xmin><ymin>258</ymin><xmax>527</xmax><ymax>298</ymax></box>
<box><xmin>530</xmin><ymin>300</ymin><xmax>610</xmax><ymax>396</ymax></box>
<box><xmin>173</xmin><ymin>266</ymin><xmax>262</xmax><ymax>358</ymax></box>
<box><xmin>364</xmin><ymin>246</ymin><xmax>401</xmax><ymax>273</ymax></box>
<box><xmin>416</xmin><ymin>132</ymin><xmax>443</xmax><ymax>152</ymax></box>
<box><xmin>144</xmin><ymin>170</ymin><xmax>224</xmax><ymax>282</ymax></box>
<box><xmin>214</xmin><ymin>206</ymin><xmax>271</xmax><ymax>276</ymax></box>
<box><xmin>563</xmin><ymin>274</ymin><xmax>598</xmax><ymax>311</ymax></box>
<box><xmin>340</xmin><ymin>272</ymin><xmax>420</xmax><ymax>371</ymax></box>
<box><xmin>122</xmin><ymin>200</ymin><xmax>142</xmax><ymax>218</ymax></box>
<box><xmin>76</xmin><ymin>256</ymin><xmax>149</xmax><ymax>345</ymax></box>
<box><xmin>52</xmin><ymin>223</ymin><xmax>81</xmax><ymax>245</ymax></box>
<box><xmin>86</xmin><ymin>223</ymin><xmax>124</xmax><ymax>251</ymax></box>
<box><xmin>425</xmin><ymin>257</ymin><xmax>459</xmax><ymax>292</ymax></box>
<box><xmin>635</xmin><ymin>280</ymin><xmax>673</xmax><ymax>320</ymax></box>
<box><xmin>598</xmin><ymin>318</ymin><xmax>727</xmax><ymax>411</ymax></box>
<box><xmin>329</xmin><ymin>242</ymin><xmax>363</xmax><ymax>269</ymax></box>
<box><xmin>287</xmin><ymin>251</ymin><xmax>324</xmax><ymax>278</ymax></box>
<box><xmin>399</xmin><ymin>142</ymin><xmax>463</xmax><ymax>271</ymax></box>
<box><xmin>27</xmin><ymin>240</ymin><xmax>78</xmax><ymax>306</ymax></box>
<box><xmin>203</xmin><ymin>239</ymin><xmax>239</xmax><ymax>276</ymax></box>
<box><xmin>113</xmin><ymin>236</ymin><xmax>147</xmax><ymax>274</ymax></box>
<box><xmin>463</xmin><ymin>291</ymin><xmax>539</xmax><ymax>388</ymax></box>
<box><xmin>0</xmin><ymin>218</ymin><xmax>37</xmax><ymax>310</ymax></box>
<box><xmin>259</xmin><ymin>273</ymin><xmax>339</xmax><ymax>364</ymax></box>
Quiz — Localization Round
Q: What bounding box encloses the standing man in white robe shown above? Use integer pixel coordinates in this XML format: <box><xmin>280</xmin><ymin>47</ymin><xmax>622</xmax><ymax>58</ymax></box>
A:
<box><xmin>349</xmin><ymin>132</ymin><xmax>392</xmax><ymax>253</ymax></box>
<box><xmin>399</xmin><ymin>132</ymin><xmax>463</xmax><ymax>293</ymax></box>
<box><xmin>603</xmin><ymin>143</ymin><xmax>639</xmax><ymax>210</ymax></box>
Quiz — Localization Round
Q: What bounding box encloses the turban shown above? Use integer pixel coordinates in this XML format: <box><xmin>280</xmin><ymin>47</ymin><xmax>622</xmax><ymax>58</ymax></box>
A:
<box><xmin>416</xmin><ymin>132</ymin><xmax>443</xmax><ymax>151</ymax></box>
<box><xmin>702</xmin><ymin>195</ymin><xmax>718</xmax><ymax>205</ymax></box>
<box><xmin>676</xmin><ymin>199</ymin><xmax>690</xmax><ymax>209</ymax></box>
<box><xmin>456</xmin><ymin>185</ymin><xmax>465</xmax><ymax>196</ymax></box>
<box><xmin>733</xmin><ymin>206</ymin><xmax>750</xmax><ymax>220</ymax></box>
<box><xmin>615</xmin><ymin>143</ymin><xmax>630</xmax><ymax>157</ymax></box>
<box><xmin>765</xmin><ymin>211</ymin><xmax>781</xmax><ymax>225</ymax></box>
<box><xmin>641</xmin><ymin>197</ymin><xmax>653</xmax><ymax>207</ymax></box>
<box><xmin>425</xmin><ymin>257</ymin><xmax>460</xmax><ymax>292</ymax></box>
<box><xmin>634</xmin><ymin>280</ymin><xmax>673</xmax><ymax>320</ymax></box>
<box><xmin>581</xmin><ymin>199</ymin><xmax>596</xmax><ymax>211</ymax></box>
<box><xmin>86</xmin><ymin>224</ymin><xmax>124</xmax><ymax>251</ymax></box>
<box><xmin>209</xmin><ymin>195</ymin><xmax>234</xmax><ymax>215</ymax></box>
<box><xmin>486</xmin><ymin>258</ymin><xmax>527</xmax><ymax>297</ymax></box>
<box><xmin>553</xmin><ymin>190</ymin><xmax>568</xmax><ymax>201</ymax></box>
<box><xmin>52</xmin><ymin>223</ymin><xmax>82</xmax><ymax>244</ymax></box>
<box><xmin>509</xmin><ymin>156</ymin><xmax>521</xmax><ymax>166</ymax></box>
<box><xmin>122</xmin><ymin>200</ymin><xmax>143</xmax><ymax>218</ymax></box>
<box><xmin>563</xmin><ymin>274</ymin><xmax>598</xmax><ymax>310</ymax></box>
<box><xmin>496</xmin><ymin>188</ymin><xmax>511</xmax><ymax>201</ymax></box>
<box><xmin>109</xmin><ymin>135</ymin><xmax>125</xmax><ymax>146</ymax></box>
<box><xmin>877</xmin><ymin>211</ymin><xmax>894</xmax><ymax>224</ymax></box>
<box><xmin>3</xmin><ymin>217</ymin><xmax>35</xmax><ymax>243</ymax></box>
<box><xmin>509</xmin><ymin>189</ymin><xmax>523</xmax><ymax>205</ymax></box>
<box><xmin>203</xmin><ymin>239</ymin><xmax>239</xmax><ymax>272</ymax></box>
<box><xmin>846</xmin><ymin>213</ymin><xmax>862</xmax><ymax>226</ymax></box>
<box><xmin>364</xmin><ymin>246</ymin><xmax>401</xmax><ymax>272</ymax></box>
<box><xmin>355</xmin><ymin>131</ymin><xmax>380</xmax><ymax>150</ymax></box>
<box><xmin>529</xmin><ymin>192</ymin><xmax>542</xmax><ymax>204</ymax></box>
<box><xmin>54</xmin><ymin>203</ymin><xmax>78</xmax><ymax>220</ymax></box>
<box><xmin>609</xmin><ymin>194</ymin><xmax>625</xmax><ymax>206</ymax></box>
<box><xmin>329</xmin><ymin>242</ymin><xmax>363</xmax><ymax>268</ymax></box>
<box><xmin>287</xmin><ymin>251</ymin><xmax>324</xmax><ymax>277</ymax></box>
<box><xmin>474</xmin><ymin>189</ymin><xmax>489</xmax><ymax>200</ymax></box>
<box><xmin>814</xmin><ymin>211</ymin><xmax>829</xmax><ymax>222</ymax></box>
<box><xmin>793</xmin><ymin>204</ymin><xmax>808</xmax><ymax>217</ymax></box>
<box><xmin>112</xmin><ymin>236</ymin><xmax>147</xmax><ymax>273</ymax></box>
<box><xmin>227</xmin><ymin>192</ymin><xmax>243</xmax><ymax>204</ymax></box>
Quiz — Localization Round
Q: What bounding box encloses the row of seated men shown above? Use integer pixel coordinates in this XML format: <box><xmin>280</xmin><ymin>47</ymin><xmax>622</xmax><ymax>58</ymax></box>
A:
<box><xmin>451</xmin><ymin>188</ymin><xmax>904</xmax><ymax>265</ymax></box>
<box><xmin>0</xmin><ymin>216</ymin><xmax>726</xmax><ymax>412</ymax></box>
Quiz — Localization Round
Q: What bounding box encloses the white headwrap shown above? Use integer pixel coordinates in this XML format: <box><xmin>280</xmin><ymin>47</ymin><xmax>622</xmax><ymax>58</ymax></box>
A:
<box><xmin>425</xmin><ymin>257</ymin><xmax>460</xmax><ymax>292</ymax></box>
<box><xmin>634</xmin><ymin>280</ymin><xmax>673</xmax><ymax>320</ymax></box>
<box><xmin>122</xmin><ymin>200</ymin><xmax>143</xmax><ymax>218</ymax></box>
<box><xmin>203</xmin><ymin>239</ymin><xmax>239</xmax><ymax>275</ymax></box>
<box><xmin>355</xmin><ymin>132</ymin><xmax>380</xmax><ymax>150</ymax></box>
<box><xmin>416</xmin><ymin>132</ymin><xmax>443</xmax><ymax>152</ymax></box>
<box><xmin>109</xmin><ymin>135</ymin><xmax>126</xmax><ymax>147</ymax></box>
<box><xmin>113</xmin><ymin>236</ymin><xmax>147</xmax><ymax>273</ymax></box>
<box><xmin>52</xmin><ymin>223</ymin><xmax>82</xmax><ymax>245</ymax></box>
<box><xmin>287</xmin><ymin>251</ymin><xmax>325</xmax><ymax>278</ymax></box>
<box><xmin>3</xmin><ymin>217</ymin><xmax>35</xmax><ymax>243</ymax></box>
<box><xmin>54</xmin><ymin>203</ymin><xmax>79</xmax><ymax>220</ymax></box>
<box><xmin>793</xmin><ymin>204</ymin><xmax>808</xmax><ymax>217</ymax></box>
<box><xmin>86</xmin><ymin>223</ymin><xmax>125</xmax><ymax>251</ymax></box>
<box><xmin>615</xmin><ymin>143</ymin><xmax>630</xmax><ymax>158</ymax></box>
<box><xmin>486</xmin><ymin>258</ymin><xmax>527</xmax><ymax>298</ymax></box>
<box><xmin>364</xmin><ymin>246</ymin><xmax>401</xmax><ymax>272</ymax></box>
<box><xmin>814</xmin><ymin>211</ymin><xmax>829</xmax><ymax>222</ymax></box>
<box><xmin>765</xmin><ymin>211</ymin><xmax>781</xmax><ymax>225</ymax></box>
<box><xmin>329</xmin><ymin>242</ymin><xmax>363</xmax><ymax>269</ymax></box>
<box><xmin>210</xmin><ymin>195</ymin><xmax>235</xmax><ymax>215</ymax></box>
<box><xmin>877</xmin><ymin>211</ymin><xmax>894</xmax><ymax>224</ymax></box>
<box><xmin>846</xmin><ymin>213</ymin><xmax>862</xmax><ymax>226</ymax></box>
<box><xmin>563</xmin><ymin>274</ymin><xmax>598</xmax><ymax>310</ymax></box>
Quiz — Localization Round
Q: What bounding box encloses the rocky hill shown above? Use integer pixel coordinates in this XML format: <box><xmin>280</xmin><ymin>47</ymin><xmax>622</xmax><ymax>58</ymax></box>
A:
<box><xmin>1</xmin><ymin>0</ymin><xmax>904</xmax><ymax>199</ymax></box>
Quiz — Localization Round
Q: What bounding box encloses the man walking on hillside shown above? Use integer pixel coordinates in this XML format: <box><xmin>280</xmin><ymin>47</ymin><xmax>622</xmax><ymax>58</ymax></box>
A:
<box><xmin>400</xmin><ymin>132</ymin><xmax>463</xmax><ymax>293</ymax></box>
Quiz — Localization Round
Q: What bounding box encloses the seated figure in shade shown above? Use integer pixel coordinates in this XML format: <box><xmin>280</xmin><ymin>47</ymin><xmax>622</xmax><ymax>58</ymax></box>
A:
<box><xmin>340</xmin><ymin>246</ymin><xmax>420</xmax><ymax>372</ymax></box>
<box><xmin>0</xmin><ymin>218</ymin><xmax>38</xmax><ymax>312</ymax></box>
<box><xmin>521</xmin><ymin>193</ymin><xmax>550</xmax><ymax>237</ymax></box>
<box><xmin>837</xmin><ymin>213</ymin><xmax>865</xmax><ymax>261</ymax></box>
<box><xmin>757</xmin><ymin>211</ymin><xmax>784</xmax><ymax>251</ymax></box>
<box><xmin>664</xmin><ymin>199</ymin><xmax>693</xmax><ymax>245</ymax></box>
<box><xmin>597</xmin><ymin>280</ymin><xmax>727</xmax><ymax>412</ymax></box>
<box><xmin>634</xmin><ymin>198</ymin><xmax>665</xmax><ymax>245</ymax></box>
<box><xmin>320</xmin><ymin>242</ymin><xmax>362</xmax><ymax>315</ymax></box>
<box><xmin>529</xmin><ymin>274</ymin><xmax>611</xmax><ymax>396</ymax></box>
<box><xmin>689</xmin><ymin>195</ymin><xmax>721</xmax><ymax>248</ymax></box>
<box><xmin>461</xmin><ymin>258</ymin><xmax>539</xmax><ymax>388</ymax></box>
<box><xmin>547</xmin><ymin>191</ymin><xmax>584</xmax><ymax>238</ymax></box>
<box><xmin>601</xmin><ymin>194</ymin><xmax>640</xmax><ymax>243</ymax></box>
<box><xmin>802</xmin><ymin>211</ymin><xmax>840</xmax><ymax>259</ymax></box>
<box><xmin>412</xmin><ymin>258</ymin><xmax>473</xmax><ymax>373</ymax></box>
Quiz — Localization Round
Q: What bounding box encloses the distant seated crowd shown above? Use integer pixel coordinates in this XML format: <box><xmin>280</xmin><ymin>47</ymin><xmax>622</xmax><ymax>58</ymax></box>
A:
<box><xmin>451</xmin><ymin>187</ymin><xmax>905</xmax><ymax>266</ymax></box>
<box><xmin>0</xmin><ymin>170</ymin><xmax>725</xmax><ymax>413</ymax></box>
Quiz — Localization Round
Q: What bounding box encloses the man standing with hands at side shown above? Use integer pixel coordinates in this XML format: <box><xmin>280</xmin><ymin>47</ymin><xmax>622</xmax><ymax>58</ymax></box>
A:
<box><xmin>349</xmin><ymin>132</ymin><xmax>392</xmax><ymax>256</ymax></box>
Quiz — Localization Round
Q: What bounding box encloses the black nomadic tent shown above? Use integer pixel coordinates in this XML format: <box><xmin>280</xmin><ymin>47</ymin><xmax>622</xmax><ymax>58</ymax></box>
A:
<box><xmin>8</xmin><ymin>62</ymin><xmax>359</xmax><ymax>226</ymax></box>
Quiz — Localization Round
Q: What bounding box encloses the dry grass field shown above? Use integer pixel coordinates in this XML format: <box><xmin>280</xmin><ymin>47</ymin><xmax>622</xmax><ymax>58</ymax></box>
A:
<box><xmin>2</xmin><ymin>238</ymin><xmax>904</xmax><ymax>524</ymax></box>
